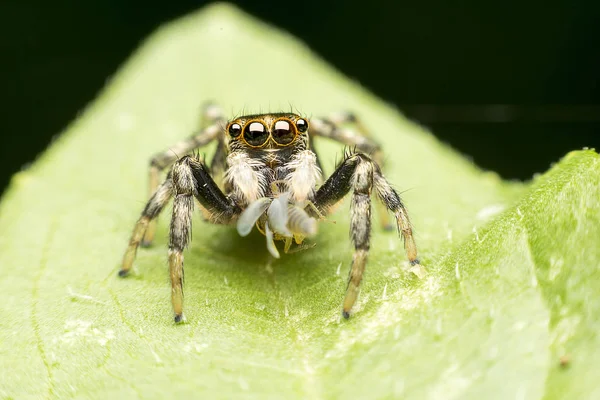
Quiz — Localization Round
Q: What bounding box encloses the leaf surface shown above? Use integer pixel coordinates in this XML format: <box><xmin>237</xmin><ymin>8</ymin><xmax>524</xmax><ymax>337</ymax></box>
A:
<box><xmin>0</xmin><ymin>4</ymin><xmax>598</xmax><ymax>399</ymax></box>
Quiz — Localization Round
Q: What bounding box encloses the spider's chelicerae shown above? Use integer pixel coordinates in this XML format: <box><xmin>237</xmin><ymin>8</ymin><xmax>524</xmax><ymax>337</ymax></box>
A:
<box><xmin>119</xmin><ymin>104</ymin><xmax>422</xmax><ymax>322</ymax></box>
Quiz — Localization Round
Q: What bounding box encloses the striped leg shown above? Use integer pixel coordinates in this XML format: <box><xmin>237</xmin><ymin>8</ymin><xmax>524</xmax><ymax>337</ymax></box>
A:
<box><xmin>345</xmin><ymin>156</ymin><xmax>374</xmax><ymax>318</ymax></box>
<box><xmin>311</xmin><ymin>152</ymin><xmax>420</xmax><ymax>318</ymax></box>
<box><xmin>167</xmin><ymin>156</ymin><xmax>241</xmax><ymax>322</ymax></box>
<box><xmin>143</xmin><ymin>103</ymin><xmax>225</xmax><ymax>246</ymax></box>
<box><xmin>310</xmin><ymin>112</ymin><xmax>383</xmax><ymax>164</ymax></box>
<box><xmin>120</xmin><ymin>171</ymin><xmax>173</xmax><ymax>276</ymax></box>
<box><xmin>373</xmin><ymin>169</ymin><xmax>419</xmax><ymax>266</ymax></box>
<box><xmin>121</xmin><ymin>155</ymin><xmax>241</xmax><ymax>322</ymax></box>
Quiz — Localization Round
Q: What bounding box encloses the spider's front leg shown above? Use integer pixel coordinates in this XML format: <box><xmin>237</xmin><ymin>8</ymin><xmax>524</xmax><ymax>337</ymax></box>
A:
<box><xmin>168</xmin><ymin>156</ymin><xmax>242</xmax><ymax>322</ymax></box>
<box><xmin>311</xmin><ymin>152</ymin><xmax>421</xmax><ymax>318</ymax></box>
<box><xmin>121</xmin><ymin>155</ymin><xmax>241</xmax><ymax>323</ymax></box>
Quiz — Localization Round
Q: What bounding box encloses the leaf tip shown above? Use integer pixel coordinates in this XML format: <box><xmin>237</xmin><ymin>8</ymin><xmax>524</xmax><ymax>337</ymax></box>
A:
<box><xmin>563</xmin><ymin>148</ymin><xmax>599</xmax><ymax>162</ymax></box>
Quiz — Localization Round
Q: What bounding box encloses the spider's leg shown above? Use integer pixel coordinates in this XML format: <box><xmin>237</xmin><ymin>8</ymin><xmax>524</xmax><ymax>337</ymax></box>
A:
<box><xmin>203</xmin><ymin>103</ymin><xmax>229</xmax><ymax>184</ymax></box>
<box><xmin>310</xmin><ymin>153</ymin><xmax>373</xmax><ymax>318</ymax></box>
<box><xmin>143</xmin><ymin>103</ymin><xmax>225</xmax><ymax>246</ymax></box>
<box><xmin>309</xmin><ymin>113</ymin><xmax>382</xmax><ymax>164</ymax></box>
<box><xmin>167</xmin><ymin>156</ymin><xmax>241</xmax><ymax>322</ymax></box>
<box><xmin>310</xmin><ymin>113</ymin><xmax>393</xmax><ymax>230</ymax></box>
<box><xmin>120</xmin><ymin>171</ymin><xmax>173</xmax><ymax>276</ymax></box>
<box><xmin>209</xmin><ymin>138</ymin><xmax>228</xmax><ymax>187</ymax></box>
<box><xmin>307</xmin><ymin>135</ymin><xmax>325</xmax><ymax>178</ymax></box>
<box><xmin>373</xmin><ymin>167</ymin><xmax>420</xmax><ymax>267</ymax></box>
<box><xmin>311</xmin><ymin>152</ymin><xmax>419</xmax><ymax>318</ymax></box>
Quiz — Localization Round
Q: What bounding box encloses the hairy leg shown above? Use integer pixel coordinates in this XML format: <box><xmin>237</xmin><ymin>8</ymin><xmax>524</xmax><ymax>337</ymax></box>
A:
<box><xmin>311</xmin><ymin>152</ymin><xmax>420</xmax><ymax>318</ymax></box>
<box><xmin>307</xmin><ymin>136</ymin><xmax>325</xmax><ymax>178</ymax></box>
<box><xmin>121</xmin><ymin>154</ymin><xmax>241</xmax><ymax>322</ymax></box>
<box><xmin>166</xmin><ymin>156</ymin><xmax>241</xmax><ymax>322</ymax></box>
<box><xmin>120</xmin><ymin>171</ymin><xmax>173</xmax><ymax>276</ymax></box>
<box><xmin>143</xmin><ymin>103</ymin><xmax>225</xmax><ymax>246</ymax></box>
<box><xmin>310</xmin><ymin>112</ymin><xmax>383</xmax><ymax>163</ymax></box>
<box><xmin>310</xmin><ymin>112</ymin><xmax>393</xmax><ymax>230</ymax></box>
<box><xmin>373</xmin><ymin>168</ymin><xmax>420</xmax><ymax>265</ymax></box>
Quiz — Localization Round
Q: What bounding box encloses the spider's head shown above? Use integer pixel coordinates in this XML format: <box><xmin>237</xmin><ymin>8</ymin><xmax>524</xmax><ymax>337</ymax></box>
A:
<box><xmin>225</xmin><ymin>113</ymin><xmax>309</xmax><ymax>149</ymax></box>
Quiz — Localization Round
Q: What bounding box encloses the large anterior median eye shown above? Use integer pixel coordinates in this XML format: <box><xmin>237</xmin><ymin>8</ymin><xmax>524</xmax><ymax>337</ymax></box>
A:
<box><xmin>272</xmin><ymin>120</ymin><xmax>296</xmax><ymax>145</ymax></box>
<box><xmin>243</xmin><ymin>122</ymin><xmax>269</xmax><ymax>146</ymax></box>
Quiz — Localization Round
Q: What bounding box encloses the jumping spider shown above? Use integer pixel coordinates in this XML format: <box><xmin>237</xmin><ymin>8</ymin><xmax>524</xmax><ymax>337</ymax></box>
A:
<box><xmin>119</xmin><ymin>104</ymin><xmax>421</xmax><ymax>322</ymax></box>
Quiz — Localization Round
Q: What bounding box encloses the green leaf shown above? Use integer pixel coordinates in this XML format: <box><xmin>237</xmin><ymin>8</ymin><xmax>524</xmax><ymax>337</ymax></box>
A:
<box><xmin>0</xmin><ymin>3</ymin><xmax>598</xmax><ymax>399</ymax></box>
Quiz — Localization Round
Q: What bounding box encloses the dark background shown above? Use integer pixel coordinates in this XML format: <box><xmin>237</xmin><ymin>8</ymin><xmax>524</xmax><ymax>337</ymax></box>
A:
<box><xmin>1</xmin><ymin>0</ymin><xmax>599</xmax><ymax>195</ymax></box>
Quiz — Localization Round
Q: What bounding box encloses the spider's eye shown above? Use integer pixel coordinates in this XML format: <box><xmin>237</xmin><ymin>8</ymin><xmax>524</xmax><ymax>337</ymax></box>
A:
<box><xmin>228</xmin><ymin>123</ymin><xmax>242</xmax><ymax>137</ymax></box>
<box><xmin>243</xmin><ymin>122</ymin><xmax>269</xmax><ymax>146</ymax></box>
<box><xmin>296</xmin><ymin>118</ymin><xmax>308</xmax><ymax>132</ymax></box>
<box><xmin>272</xmin><ymin>120</ymin><xmax>296</xmax><ymax>145</ymax></box>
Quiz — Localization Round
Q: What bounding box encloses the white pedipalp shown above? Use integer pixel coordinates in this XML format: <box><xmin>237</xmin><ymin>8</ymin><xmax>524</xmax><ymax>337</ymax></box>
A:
<box><xmin>285</xmin><ymin>150</ymin><xmax>322</xmax><ymax>202</ymax></box>
<box><xmin>224</xmin><ymin>152</ymin><xmax>268</xmax><ymax>204</ymax></box>
<box><xmin>267</xmin><ymin>192</ymin><xmax>292</xmax><ymax>237</ymax></box>
<box><xmin>236</xmin><ymin>197</ymin><xmax>272</xmax><ymax>237</ymax></box>
<box><xmin>237</xmin><ymin>191</ymin><xmax>317</xmax><ymax>256</ymax></box>
<box><xmin>287</xmin><ymin>205</ymin><xmax>317</xmax><ymax>237</ymax></box>
<box><xmin>264</xmin><ymin>222</ymin><xmax>280</xmax><ymax>258</ymax></box>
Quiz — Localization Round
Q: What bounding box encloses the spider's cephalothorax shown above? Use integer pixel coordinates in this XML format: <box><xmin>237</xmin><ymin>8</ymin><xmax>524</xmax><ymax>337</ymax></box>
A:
<box><xmin>119</xmin><ymin>104</ymin><xmax>422</xmax><ymax>323</ymax></box>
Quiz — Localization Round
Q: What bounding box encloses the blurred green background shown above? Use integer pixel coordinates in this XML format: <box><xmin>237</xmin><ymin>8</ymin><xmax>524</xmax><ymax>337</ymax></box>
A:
<box><xmin>1</xmin><ymin>0</ymin><xmax>598</xmax><ymax>194</ymax></box>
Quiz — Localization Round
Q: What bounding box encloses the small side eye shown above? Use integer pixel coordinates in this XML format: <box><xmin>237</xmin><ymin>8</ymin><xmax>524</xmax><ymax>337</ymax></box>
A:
<box><xmin>296</xmin><ymin>118</ymin><xmax>308</xmax><ymax>132</ymax></box>
<box><xmin>228</xmin><ymin>123</ymin><xmax>242</xmax><ymax>137</ymax></box>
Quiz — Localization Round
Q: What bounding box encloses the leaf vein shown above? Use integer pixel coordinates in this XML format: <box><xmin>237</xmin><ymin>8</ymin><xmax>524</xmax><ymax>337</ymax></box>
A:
<box><xmin>31</xmin><ymin>221</ymin><xmax>58</xmax><ymax>399</ymax></box>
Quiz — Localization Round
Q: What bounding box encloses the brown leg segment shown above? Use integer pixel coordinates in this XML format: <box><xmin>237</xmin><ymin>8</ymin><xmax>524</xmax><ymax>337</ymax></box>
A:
<box><xmin>373</xmin><ymin>172</ymin><xmax>420</xmax><ymax>266</ymax></box>
<box><xmin>142</xmin><ymin>165</ymin><xmax>161</xmax><ymax>246</ymax></box>
<box><xmin>120</xmin><ymin>174</ymin><xmax>174</xmax><ymax>276</ymax></box>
